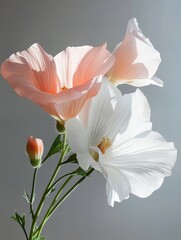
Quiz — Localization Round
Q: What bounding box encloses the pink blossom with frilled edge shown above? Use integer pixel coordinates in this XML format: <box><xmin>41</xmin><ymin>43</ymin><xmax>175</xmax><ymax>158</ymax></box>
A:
<box><xmin>1</xmin><ymin>43</ymin><xmax>114</xmax><ymax>122</ymax></box>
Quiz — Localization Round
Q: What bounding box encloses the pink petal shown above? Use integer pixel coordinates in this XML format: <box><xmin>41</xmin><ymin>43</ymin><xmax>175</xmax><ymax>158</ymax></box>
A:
<box><xmin>73</xmin><ymin>43</ymin><xmax>114</xmax><ymax>86</ymax></box>
<box><xmin>106</xmin><ymin>18</ymin><xmax>162</xmax><ymax>87</ymax></box>
<box><xmin>54</xmin><ymin>44</ymin><xmax>114</xmax><ymax>88</ymax></box>
<box><xmin>54</xmin><ymin>46</ymin><xmax>92</xmax><ymax>88</ymax></box>
<box><xmin>41</xmin><ymin>76</ymin><xmax>102</xmax><ymax>120</ymax></box>
<box><xmin>1</xmin><ymin>43</ymin><xmax>60</xmax><ymax>99</ymax></box>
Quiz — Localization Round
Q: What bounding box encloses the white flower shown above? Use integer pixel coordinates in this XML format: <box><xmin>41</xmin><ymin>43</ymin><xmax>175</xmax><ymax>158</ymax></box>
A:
<box><xmin>66</xmin><ymin>78</ymin><xmax>176</xmax><ymax>206</ymax></box>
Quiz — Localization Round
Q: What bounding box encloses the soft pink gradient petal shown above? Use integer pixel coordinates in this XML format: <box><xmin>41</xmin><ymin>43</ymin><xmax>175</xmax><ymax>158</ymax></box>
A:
<box><xmin>54</xmin><ymin>44</ymin><xmax>114</xmax><ymax>88</ymax></box>
<box><xmin>73</xmin><ymin>43</ymin><xmax>114</xmax><ymax>86</ymax></box>
<box><xmin>54</xmin><ymin>46</ymin><xmax>92</xmax><ymax>89</ymax></box>
<box><xmin>1</xmin><ymin>43</ymin><xmax>60</xmax><ymax>97</ymax></box>
<box><xmin>40</xmin><ymin>76</ymin><xmax>102</xmax><ymax>120</ymax></box>
<box><xmin>1</xmin><ymin>43</ymin><xmax>113</xmax><ymax>121</ymax></box>
<box><xmin>106</xmin><ymin>18</ymin><xmax>162</xmax><ymax>87</ymax></box>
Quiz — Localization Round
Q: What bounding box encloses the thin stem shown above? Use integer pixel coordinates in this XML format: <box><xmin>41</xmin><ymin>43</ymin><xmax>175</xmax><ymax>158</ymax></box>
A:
<box><xmin>29</xmin><ymin>133</ymin><xmax>67</xmax><ymax>240</ymax></box>
<box><xmin>29</xmin><ymin>168</ymin><xmax>38</xmax><ymax>219</ymax></box>
<box><xmin>49</xmin><ymin>168</ymin><xmax>94</xmax><ymax>217</ymax></box>
<box><xmin>22</xmin><ymin>225</ymin><xmax>29</xmax><ymax>240</ymax></box>
<box><xmin>37</xmin><ymin>168</ymin><xmax>94</xmax><ymax>236</ymax></box>
<box><xmin>36</xmin><ymin>175</ymin><xmax>74</xmax><ymax>236</ymax></box>
<box><xmin>47</xmin><ymin>167</ymin><xmax>82</xmax><ymax>192</ymax></box>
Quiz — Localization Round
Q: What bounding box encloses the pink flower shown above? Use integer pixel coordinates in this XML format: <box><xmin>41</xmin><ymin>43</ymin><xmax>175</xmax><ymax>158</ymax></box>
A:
<box><xmin>106</xmin><ymin>18</ymin><xmax>163</xmax><ymax>87</ymax></box>
<box><xmin>26</xmin><ymin>136</ymin><xmax>44</xmax><ymax>168</ymax></box>
<box><xmin>1</xmin><ymin>43</ymin><xmax>114</xmax><ymax>122</ymax></box>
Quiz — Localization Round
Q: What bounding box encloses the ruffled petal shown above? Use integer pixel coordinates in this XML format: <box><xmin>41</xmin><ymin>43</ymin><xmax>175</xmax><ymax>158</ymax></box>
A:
<box><xmin>2</xmin><ymin>43</ymin><xmax>102</xmax><ymax>121</ymax></box>
<box><xmin>106</xmin><ymin>18</ymin><xmax>162</xmax><ymax>87</ymax></box>
<box><xmin>1</xmin><ymin>43</ymin><xmax>60</xmax><ymax>100</ymax></box>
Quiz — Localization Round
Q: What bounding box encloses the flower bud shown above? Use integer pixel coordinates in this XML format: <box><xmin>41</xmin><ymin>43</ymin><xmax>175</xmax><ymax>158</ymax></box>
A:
<box><xmin>26</xmin><ymin>136</ymin><xmax>44</xmax><ymax>168</ymax></box>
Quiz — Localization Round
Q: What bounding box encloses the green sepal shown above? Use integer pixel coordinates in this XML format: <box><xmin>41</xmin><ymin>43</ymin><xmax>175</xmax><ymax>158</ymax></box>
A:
<box><xmin>30</xmin><ymin>158</ymin><xmax>41</xmax><ymax>168</ymax></box>
<box><xmin>76</xmin><ymin>167</ymin><xmax>89</xmax><ymax>176</ymax></box>
<box><xmin>43</xmin><ymin>135</ymin><xmax>63</xmax><ymax>161</ymax></box>
<box><xmin>66</xmin><ymin>153</ymin><xmax>78</xmax><ymax>164</ymax></box>
<box><xmin>61</xmin><ymin>153</ymin><xmax>78</xmax><ymax>165</ymax></box>
<box><xmin>56</xmin><ymin>120</ymin><xmax>65</xmax><ymax>133</ymax></box>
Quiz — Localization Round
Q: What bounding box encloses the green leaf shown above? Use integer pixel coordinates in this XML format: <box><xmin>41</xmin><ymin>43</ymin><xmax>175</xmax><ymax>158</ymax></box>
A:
<box><xmin>44</xmin><ymin>135</ymin><xmax>63</xmax><ymax>161</ymax></box>
<box><xmin>11</xmin><ymin>212</ymin><xmax>26</xmax><ymax>227</ymax></box>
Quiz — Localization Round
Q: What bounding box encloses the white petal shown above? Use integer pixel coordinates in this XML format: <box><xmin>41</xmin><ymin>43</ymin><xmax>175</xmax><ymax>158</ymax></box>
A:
<box><xmin>82</xmin><ymin>78</ymin><xmax>134</xmax><ymax>144</ymax></box>
<box><xmin>65</xmin><ymin>118</ymin><xmax>90</xmax><ymax>170</ymax></box>
<box><xmin>127</xmin><ymin>77</ymin><xmax>163</xmax><ymax>87</ymax></box>
<box><xmin>76</xmin><ymin>153</ymin><xmax>93</xmax><ymax>171</ymax></box>
<box><xmin>150</xmin><ymin>76</ymin><xmax>163</xmax><ymax>87</ymax></box>
<box><xmin>126</xmin><ymin>18</ymin><xmax>153</xmax><ymax>47</ymax></box>
<box><xmin>106</xmin><ymin>131</ymin><xmax>177</xmax><ymax>198</ymax></box>
<box><xmin>79</xmin><ymin>78</ymin><xmax>116</xmax><ymax>146</ymax></box>
<box><xmin>118</xmin><ymin>89</ymin><xmax>152</xmax><ymax>143</ymax></box>
<box><xmin>103</xmin><ymin>165</ymin><xmax>131</xmax><ymax>206</ymax></box>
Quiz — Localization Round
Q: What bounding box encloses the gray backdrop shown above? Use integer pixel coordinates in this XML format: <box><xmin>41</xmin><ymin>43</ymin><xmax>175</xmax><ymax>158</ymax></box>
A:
<box><xmin>0</xmin><ymin>0</ymin><xmax>180</xmax><ymax>240</ymax></box>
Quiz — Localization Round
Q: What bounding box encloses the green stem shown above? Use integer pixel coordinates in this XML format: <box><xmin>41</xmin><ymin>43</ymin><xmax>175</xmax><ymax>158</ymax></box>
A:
<box><xmin>36</xmin><ymin>175</ymin><xmax>74</xmax><ymax>236</ymax></box>
<box><xmin>29</xmin><ymin>133</ymin><xmax>67</xmax><ymax>240</ymax></box>
<box><xmin>47</xmin><ymin>167</ymin><xmax>82</xmax><ymax>192</ymax></box>
<box><xmin>29</xmin><ymin>168</ymin><xmax>38</xmax><ymax>219</ymax></box>
<box><xmin>49</xmin><ymin>168</ymin><xmax>94</xmax><ymax>217</ymax></box>
<box><xmin>22</xmin><ymin>225</ymin><xmax>29</xmax><ymax>240</ymax></box>
<box><xmin>36</xmin><ymin>168</ymin><xmax>94</xmax><ymax>236</ymax></box>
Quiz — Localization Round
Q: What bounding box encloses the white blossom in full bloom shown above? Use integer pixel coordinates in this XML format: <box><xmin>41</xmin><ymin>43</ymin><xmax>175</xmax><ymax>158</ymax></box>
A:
<box><xmin>66</xmin><ymin>78</ymin><xmax>176</xmax><ymax>206</ymax></box>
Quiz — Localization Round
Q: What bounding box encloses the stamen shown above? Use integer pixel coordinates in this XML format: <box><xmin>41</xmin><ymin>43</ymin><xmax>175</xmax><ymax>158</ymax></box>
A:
<box><xmin>61</xmin><ymin>86</ymin><xmax>68</xmax><ymax>90</ymax></box>
<box><xmin>91</xmin><ymin>137</ymin><xmax>111</xmax><ymax>162</ymax></box>
<box><xmin>98</xmin><ymin>137</ymin><xmax>112</xmax><ymax>154</ymax></box>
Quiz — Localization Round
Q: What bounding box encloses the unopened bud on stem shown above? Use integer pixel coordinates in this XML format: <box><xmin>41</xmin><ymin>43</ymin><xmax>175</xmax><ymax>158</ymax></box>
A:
<box><xmin>26</xmin><ymin>136</ymin><xmax>44</xmax><ymax>168</ymax></box>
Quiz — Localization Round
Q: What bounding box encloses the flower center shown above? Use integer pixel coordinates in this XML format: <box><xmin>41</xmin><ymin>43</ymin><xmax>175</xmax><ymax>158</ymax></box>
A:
<box><xmin>98</xmin><ymin>137</ymin><xmax>112</xmax><ymax>154</ymax></box>
<box><xmin>61</xmin><ymin>86</ymin><xmax>68</xmax><ymax>90</ymax></box>
<box><xmin>92</xmin><ymin>137</ymin><xmax>111</xmax><ymax>162</ymax></box>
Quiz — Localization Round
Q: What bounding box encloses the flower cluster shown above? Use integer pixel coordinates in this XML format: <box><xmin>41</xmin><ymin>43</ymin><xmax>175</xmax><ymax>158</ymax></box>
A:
<box><xmin>1</xmin><ymin>18</ymin><xmax>176</xmax><ymax>208</ymax></box>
